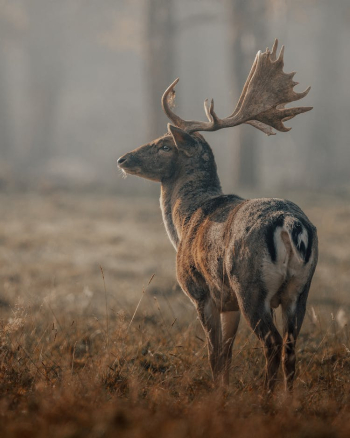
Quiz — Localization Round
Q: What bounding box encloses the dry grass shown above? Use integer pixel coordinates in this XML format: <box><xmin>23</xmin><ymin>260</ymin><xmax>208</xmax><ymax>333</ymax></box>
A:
<box><xmin>0</xmin><ymin>189</ymin><xmax>350</xmax><ymax>437</ymax></box>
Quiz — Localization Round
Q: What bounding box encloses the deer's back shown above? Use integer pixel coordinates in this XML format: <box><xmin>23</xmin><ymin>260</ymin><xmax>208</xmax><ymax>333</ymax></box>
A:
<box><xmin>176</xmin><ymin>196</ymin><xmax>317</xmax><ymax>310</ymax></box>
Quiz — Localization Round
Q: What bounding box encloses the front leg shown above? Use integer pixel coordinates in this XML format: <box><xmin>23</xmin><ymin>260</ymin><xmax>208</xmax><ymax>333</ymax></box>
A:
<box><xmin>177</xmin><ymin>256</ymin><xmax>227</xmax><ymax>385</ymax></box>
<box><xmin>197</xmin><ymin>298</ymin><xmax>226</xmax><ymax>386</ymax></box>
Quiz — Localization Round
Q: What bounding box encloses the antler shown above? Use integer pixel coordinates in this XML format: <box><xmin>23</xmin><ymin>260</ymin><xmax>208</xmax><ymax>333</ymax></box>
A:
<box><xmin>161</xmin><ymin>39</ymin><xmax>312</xmax><ymax>136</ymax></box>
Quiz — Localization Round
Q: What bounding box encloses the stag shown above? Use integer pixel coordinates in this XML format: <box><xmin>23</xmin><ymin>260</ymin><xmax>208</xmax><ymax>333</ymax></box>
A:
<box><xmin>118</xmin><ymin>40</ymin><xmax>318</xmax><ymax>392</ymax></box>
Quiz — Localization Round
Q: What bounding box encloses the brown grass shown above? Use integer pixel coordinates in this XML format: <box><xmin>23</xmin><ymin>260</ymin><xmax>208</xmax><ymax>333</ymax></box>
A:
<box><xmin>0</xmin><ymin>189</ymin><xmax>350</xmax><ymax>437</ymax></box>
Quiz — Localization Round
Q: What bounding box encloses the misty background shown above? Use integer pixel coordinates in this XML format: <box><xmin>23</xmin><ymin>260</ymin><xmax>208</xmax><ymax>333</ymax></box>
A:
<box><xmin>0</xmin><ymin>0</ymin><xmax>349</xmax><ymax>195</ymax></box>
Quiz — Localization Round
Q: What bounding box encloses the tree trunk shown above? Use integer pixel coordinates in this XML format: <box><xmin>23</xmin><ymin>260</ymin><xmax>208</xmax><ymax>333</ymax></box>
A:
<box><xmin>145</xmin><ymin>0</ymin><xmax>175</xmax><ymax>140</ymax></box>
<box><xmin>227</xmin><ymin>0</ymin><xmax>266</xmax><ymax>188</ymax></box>
<box><xmin>20</xmin><ymin>1</ymin><xmax>65</xmax><ymax>174</ymax></box>
<box><xmin>0</xmin><ymin>49</ymin><xmax>12</xmax><ymax>163</ymax></box>
<box><xmin>307</xmin><ymin>0</ymin><xmax>341</xmax><ymax>187</ymax></box>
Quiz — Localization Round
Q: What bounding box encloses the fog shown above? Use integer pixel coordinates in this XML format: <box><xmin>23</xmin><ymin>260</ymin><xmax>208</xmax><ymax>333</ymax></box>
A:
<box><xmin>1</xmin><ymin>0</ymin><xmax>349</xmax><ymax>194</ymax></box>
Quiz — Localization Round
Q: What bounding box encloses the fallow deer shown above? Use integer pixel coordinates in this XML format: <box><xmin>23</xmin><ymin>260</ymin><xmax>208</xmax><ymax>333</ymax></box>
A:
<box><xmin>118</xmin><ymin>40</ymin><xmax>318</xmax><ymax>392</ymax></box>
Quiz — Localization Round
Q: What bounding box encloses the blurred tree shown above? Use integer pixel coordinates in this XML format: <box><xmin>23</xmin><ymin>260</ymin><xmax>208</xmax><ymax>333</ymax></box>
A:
<box><xmin>226</xmin><ymin>0</ymin><xmax>267</xmax><ymax>188</ymax></box>
<box><xmin>22</xmin><ymin>0</ymin><xmax>66</xmax><ymax>172</ymax></box>
<box><xmin>0</xmin><ymin>2</ymin><xmax>27</xmax><ymax>164</ymax></box>
<box><xmin>0</xmin><ymin>48</ymin><xmax>12</xmax><ymax>163</ymax></box>
<box><xmin>307</xmin><ymin>0</ymin><xmax>342</xmax><ymax>186</ymax></box>
<box><xmin>145</xmin><ymin>0</ymin><xmax>175</xmax><ymax>139</ymax></box>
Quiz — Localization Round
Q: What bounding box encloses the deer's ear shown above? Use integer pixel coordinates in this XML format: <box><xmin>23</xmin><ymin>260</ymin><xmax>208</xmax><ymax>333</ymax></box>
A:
<box><xmin>167</xmin><ymin>124</ymin><xmax>197</xmax><ymax>156</ymax></box>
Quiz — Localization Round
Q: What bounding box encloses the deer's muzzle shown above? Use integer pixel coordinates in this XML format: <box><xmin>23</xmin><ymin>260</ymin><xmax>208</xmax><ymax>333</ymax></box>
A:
<box><xmin>117</xmin><ymin>153</ymin><xmax>134</xmax><ymax>168</ymax></box>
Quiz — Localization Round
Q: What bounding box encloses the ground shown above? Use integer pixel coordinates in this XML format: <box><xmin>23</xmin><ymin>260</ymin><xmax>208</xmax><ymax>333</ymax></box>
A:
<box><xmin>0</xmin><ymin>188</ymin><xmax>350</xmax><ymax>437</ymax></box>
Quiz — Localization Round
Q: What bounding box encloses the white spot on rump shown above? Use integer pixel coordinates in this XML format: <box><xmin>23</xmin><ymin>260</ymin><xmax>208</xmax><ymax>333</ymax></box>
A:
<box><xmin>297</xmin><ymin>226</ymin><xmax>308</xmax><ymax>250</ymax></box>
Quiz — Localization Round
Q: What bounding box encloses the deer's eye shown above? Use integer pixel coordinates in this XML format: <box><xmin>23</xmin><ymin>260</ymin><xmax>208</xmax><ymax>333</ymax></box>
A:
<box><xmin>161</xmin><ymin>145</ymin><xmax>170</xmax><ymax>151</ymax></box>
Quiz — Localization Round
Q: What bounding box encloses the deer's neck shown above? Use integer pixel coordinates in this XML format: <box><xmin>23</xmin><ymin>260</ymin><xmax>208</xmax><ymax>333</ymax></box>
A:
<box><xmin>160</xmin><ymin>163</ymin><xmax>222</xmax><ymax>250</ymax></box>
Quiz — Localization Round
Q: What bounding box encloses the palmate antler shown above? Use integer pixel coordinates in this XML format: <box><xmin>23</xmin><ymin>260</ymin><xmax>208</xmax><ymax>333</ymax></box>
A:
<box><xmin>161</xmin><ymin>39</ymin><xmax>312</xmax><ymax>136</ymax></box>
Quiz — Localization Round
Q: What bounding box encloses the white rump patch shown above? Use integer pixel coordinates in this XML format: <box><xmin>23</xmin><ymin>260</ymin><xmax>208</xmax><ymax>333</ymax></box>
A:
<box><xmin>263</xmin><ymin>224</ymin><xmax>313</xmax><ymax>312</ymax></box>
<box><xmin>297</xmin><ymin>226</ymin><xmax>308</xmax><ymax>253</ymax></box>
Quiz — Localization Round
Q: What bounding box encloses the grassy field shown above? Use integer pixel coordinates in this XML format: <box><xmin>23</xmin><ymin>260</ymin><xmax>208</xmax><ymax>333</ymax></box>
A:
<box><xmin>0</xmin><ymin>189</ymin><xmax>350</xmax><ymax>437</ymax></box>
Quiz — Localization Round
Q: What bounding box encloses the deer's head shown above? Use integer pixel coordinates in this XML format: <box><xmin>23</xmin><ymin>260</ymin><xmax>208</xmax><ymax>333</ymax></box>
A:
<box><xmin>118</xmin><ymin>40</ymin><xmax>312</xmax><ymax>182</ymax></box>
<box><xmin>118</xmin><ymin>125</ymin><xmax>215</xmax><ymax>183</ymax></box>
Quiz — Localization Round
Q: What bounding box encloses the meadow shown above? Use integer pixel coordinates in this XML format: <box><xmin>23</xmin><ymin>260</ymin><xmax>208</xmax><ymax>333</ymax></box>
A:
<box><xmin>0</xmin><ymin>188</ymin><xmax>350</xmax><ymax>437</ymax></box>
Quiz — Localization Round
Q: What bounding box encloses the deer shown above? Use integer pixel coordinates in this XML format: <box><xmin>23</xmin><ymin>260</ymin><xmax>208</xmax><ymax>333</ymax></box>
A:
<box><xmin>117</xmin><ymin>40</ymin><xmax>318</xmax><ymax>392</ymax></box>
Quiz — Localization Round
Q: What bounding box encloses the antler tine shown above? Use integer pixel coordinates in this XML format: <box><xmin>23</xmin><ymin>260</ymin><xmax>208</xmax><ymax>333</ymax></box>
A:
<box><xmin>229</xmin><ymin>51</ymin><xmax>260</xmax><ymax>119</ymax></box>
<box><xmin>246</xmin><ymin>120</ymin><xmax>276</xmax><ymax>136</ymax></box>
<box><xmin>204</xmin><ymin>99</ymin><xmax>213</xmax><ymax>123</ymax></box>
<box><xmin>161</xmin><ymin>39</ymin><xmax>312</xmax><ymax>135</ymax></box>
<box><xmin>276</xmin><ymin>44</ymin><xmax>285</xmax><ymax>65</ymax></box>
<box><xmin>271</xmin><ymin>104</ymin><xmax>313</xmax><ymax>132</ymax></box>
<box><xmin>204</xmin><ymin>99</ymin><xmax>221</xmax><ymax>127</ymax></box>
<box><xmin>162</xmin><ymin>79</ymin><xmax>219</xmax><ymax>133</ymax></box>
<box><xmin>294</xmin><ymin>86</ymin><xmax>311</xmax><ymax>101</ymax></box>
<box><xmin>161</xmin><ymin>78</ymin><xmax>188</xmax><ymax>130</ymax></box>
<box><xmin>207</xmin><ymin>99</ymin><xmax>220</xmax><ymax>124</ymax></box>
<box><xmin>270</xmin><ymin>39</ymin><xmax>278</xmax><ymax>61</ymax></box>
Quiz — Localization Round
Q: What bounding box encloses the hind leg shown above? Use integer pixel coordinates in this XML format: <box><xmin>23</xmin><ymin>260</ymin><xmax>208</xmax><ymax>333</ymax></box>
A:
<box><xmin>281</xmin><ymin>281</ymin><xmax>310</xmax><ymax>391</ymax></box>
<box><xmin>239</xmin><ymin>299</ymin><xmax>282</xmax><ymax>391</ymax></box>
<box><xmin>255</xmin><ymin>315</ymin><xmax>282</xmax><ymax>391</ymax></box>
